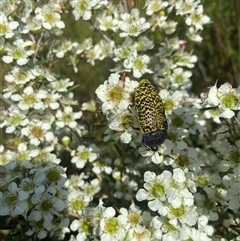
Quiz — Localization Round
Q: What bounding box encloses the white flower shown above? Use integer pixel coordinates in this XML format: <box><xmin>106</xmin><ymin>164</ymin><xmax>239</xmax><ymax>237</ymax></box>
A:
<box><xmin>171</xmin><ymin>67</ymin><xmax>192</xmax><ymax>89</ymax></box>
<box><xmin>37</xmin><ymin>89</ymin><xmax>60</xmax><ymax>110</ymax></box>
<box><xmin>175</xmin><ymin>0</ymin><xmax>199</xmax><ymax>15</ymax></box>
<box><xmin>53</xmin><ymin>39</ymin><xmax>73</xmax><ymax>58</ymax></box>
<box><xmin>95</xmin><ymin>73</ymin><xmax>136</xmax><ymax>113</ymax></box>
<box><xmin>83</xmin><ymin>178</ymin><xmax>101</xmax><ymax>199</ymax></box>
<box><xmin>100</xmin><ymin>207</ymin><xmax>125</xmax><ymax>241</ymax></box>
<box><xmin>159</xmin><ymin>89</ymin><xmax>185</xmax><ymax>115</ymax></box>
<box><xmin>145</xmin><ymin>1</ymin><xmax>169</xmax><ymax>15</ymax></box>
<box><xmin>113</xmin><ymin>37</ymin><xmax>137</xmax><ymax>62</ymax></box>
<box><xmin>50</xmin><ymin>78</ymin><xmax>74</xmax><ymax>92</ymax></box>
<box><xmin>35</xmin><ymin>5</ymin><xmax>65</xmax><ymax>30</ymax></box>
<box><xmin>81</xmin><ymin>100</ymin><xmax>96</xmax><ymax>112</ymax></box>
<box><xmin>128</xmin><ymin>225</ymin><xmax>152</xmax><ymax>241</ymax></box>
<box><xmin>119</xmin><ymin>9</ymin><xmax>150</xmax><ymax>37</ymax></box>
<box><xmin>175</xmin><ymin>52</ymin><xmax>198</xmax><ymax>68</ymax></box>
<box><xmin>0</xmin><ymin>108</ymin><xmax>29</xmax><ymax>133</ymax></box>
<box><xmin>71</xmin><ymin>144</ymin><xmax>98</xmax><ymax>169</ymax></box>
<box><xmin>70</xmin><ymin>0</ymin><xmax>98</xmax><ymax>20</ymax></box>
<box><xmin>118</xmin><ymin>203</ymin><xmax>142</xmax><ymax>228</ymax></box>
<box><xmin>97</xmin><ymin>11</ymin><xmax>119</xmax><ymax>32</ymax></box>
<box><xmin>68</xmin><ymin>190</ymin><xmax>90</xmax><ymax>215</ymax></box>
<box><xmin>2</xmin><ymin>39</ymin><xmax>34</xmax><ymax>66</ymax></box>
<box><xmin>0</xmin><ymin>12</ymin><xmax>19</xmax><ymax>38</ymax></box>
<box><xmin>56</xmin><ymin>106</ymin><xmax>82</xmax><ymax>128</ymax></box>
<box><xmin>109</xmin><ymin>109</ymin><xmax>134</xmax><ymax>143</ymax></box>
<box><xmin>136</xmin><ymin>171</ymin><xmax>172</xmax><ymax>213</ymax></box>
<box><xmin>205</xmin><ymin>81</ymin><xmax>240</xmax><ymax>119</ymax></box>
<box><xmin>5</xmin><ymin>66</ymin><xmax>35</xmax><ymax>85</ymax></box>
<box><xmin>124</xmin><ymin>53</ymin><xmax>153</xmax><ymax>78</ymax></box>
<box><xmin>11</xmin><ymin>86</ymin><xmax>44</xmax><ymax>110</ymax></box>
<box><xmin>185</xmin><ymin>5</ymin><xmax>211</xmax><ymax>31</ymax></box>
<box><xmin>21</xmin><ymin>120</ymin><xmax>54</xmax><ymax>146</ymax></box>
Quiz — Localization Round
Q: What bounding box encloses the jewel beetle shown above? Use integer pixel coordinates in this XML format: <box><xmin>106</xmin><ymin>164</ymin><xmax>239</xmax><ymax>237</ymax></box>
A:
<box><xmin>135</xmin><ymin>79</ymin><xmax>168</xmax><ymax>151</ymax></box>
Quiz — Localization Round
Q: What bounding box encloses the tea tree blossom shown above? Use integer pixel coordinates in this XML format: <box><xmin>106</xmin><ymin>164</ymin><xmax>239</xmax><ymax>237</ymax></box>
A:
<box><xmin>136</xmin><ymin>170</ymin><xmax>172</xmax><ymax>212</ymax></box>
<box><xmin>145</xmin><ymin>0</ymin><xmax>169</xmax><ymax>15</ymax></box>
<box><xmin>95</xmin><ymin>73</ymin><xmax>138</xmax><ymax>114</ymax></box>
<box><xmin>81</xmin><ymin>100</ymin><xmax>96</xmax><ymax>112</ymax></box>
<box><xmin>11</xmin><ymin>86</ymin><xmax>44</xmax><ymax>110</ymax></box>
<box><xmin>2</xmin><ymin>39</ymin><xmax>34</xmax><ymax>65</ymax></box>
<box><xmin>109</xmin><ymin>109</ymin><xmax>134</xmax><ymax>143</ymax></box>
<box><xmin>185</xmin><ymin>4</ymin><xmax>211</xmax><ymax>31</ymax></box>
<box><xmin>119</xmin><ymin>9</ymin><xmax>150</xmax><ymax>38</ymax></box>
<box><xmin>118</xmin><ymin>204</ymin><xmax>152</xmax><ymax>231</ymax></box>
<box><xmin>70</xmin><ymin>0</ymin><xmax>98</xmax><ymax>20</ymax></box>
<box><xmin>0</xmin><ymin>108</ymin><xmax>29</xmax><ymax>133</ymax></box>
<box><xmin>5</xmin><ymin>66</ymin><xmax>35</xmax><ymax>85</ymax></box>
<box><xmin>50</xmin><ymin>78</ymin><xmax>74</xmax><ymax>92</ymax></box>
<box><xmin>21</xmin><ymin>120</ymin><xmax>54</xmax><ymax>146</ymax></box>
<box><xmin>68</xmin><ymin>191</ymin><xmax>90</xmax><ymax>215</ymax></box>
<box><xmin>124</xmin><ymin>53</ymin><xmax>153</xmax><ymax>78</ymax></box>
<box><xmin>100</xmin><ymin>207</ymin><xmax>126</xmax><ymax>241</ymax></box>
<box><xmin>71</xmin><ymin>144</ymin><xmax>98</xmax><ymax>169</ymax></box>
<box><xmin>0</xmin><ymin>153</ymin><xmax>68</xmax><ymax>238</ymax></box>
<box><xmin>96</xmin><ymin>11</ymin><xmax>119</xmax><ymax>32</ymax></box>
<box><xmin>0</xmin><ymin>12</ymin><xmax>19</xmax><ymax>38</ymax></box>
<box><xmin>55</xmin><ymin>106</ymin><xmax>82</xmax><ymax>128</ymax></box>
<box><xmin>113</xmin><ymin>37</ymin><xmax>138</xmax><ymax>62</ymax></box>
<box><xmin>35</xmin><ymin>5</ymin><xmax>65</xmax><ymax>30</ymax></box>
<box><xmin>204</xmin><ymin>81</ymin><xmax>240</xmax><ymax>118</ymax></box>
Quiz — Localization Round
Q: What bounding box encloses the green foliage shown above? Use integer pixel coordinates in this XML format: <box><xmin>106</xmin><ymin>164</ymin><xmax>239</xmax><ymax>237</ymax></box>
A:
<box><xmin>192</xmin><ymin>0</ymin><xmax>240</xmax><ymax>93</ymax></box>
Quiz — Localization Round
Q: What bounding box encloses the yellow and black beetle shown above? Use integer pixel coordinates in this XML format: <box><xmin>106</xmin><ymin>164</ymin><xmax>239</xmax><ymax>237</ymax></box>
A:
<box><xmin>135</xmin><ymin>79</ymin><xmax>168</xmax><ymax>151</ymax></box>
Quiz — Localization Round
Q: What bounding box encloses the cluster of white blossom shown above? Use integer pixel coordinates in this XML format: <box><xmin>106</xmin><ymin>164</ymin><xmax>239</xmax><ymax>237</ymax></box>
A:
<box><xmin>0</xmin><ymin>144</ymin><xmax>69</xmax><ymax>239</ymax></box>
<box><xmin>1</xmin><ymin>0</ymin><xmax>240</xmax><ymax>240</ymax></box>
